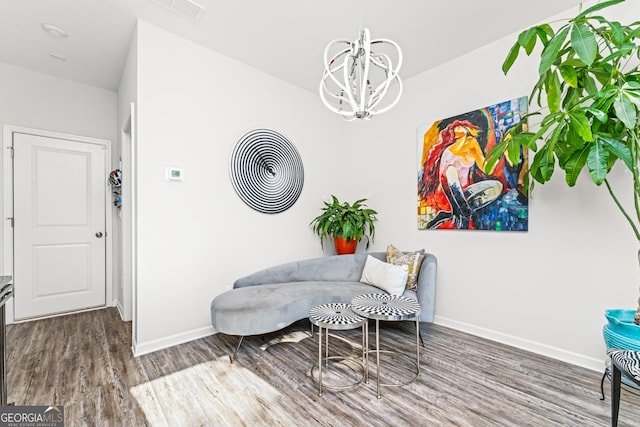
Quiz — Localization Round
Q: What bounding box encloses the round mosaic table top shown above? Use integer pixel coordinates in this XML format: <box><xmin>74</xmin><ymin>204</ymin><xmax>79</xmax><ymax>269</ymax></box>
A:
<box><xmin>351</xmin><ymin>293</ymin><xmax>421</xmax><ymax>321</ymax></box>
<box><xmin>309</xmin><ymin>303</ymin><xmax>367</xmax><ymax>330</ymax></box>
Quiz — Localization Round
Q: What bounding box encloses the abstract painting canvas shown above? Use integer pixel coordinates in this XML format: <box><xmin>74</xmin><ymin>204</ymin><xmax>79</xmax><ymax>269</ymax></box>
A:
<box><xmin>417</xmin><ymin>97</ymin><xmax>528</xmax><ymax>231</ymax></box>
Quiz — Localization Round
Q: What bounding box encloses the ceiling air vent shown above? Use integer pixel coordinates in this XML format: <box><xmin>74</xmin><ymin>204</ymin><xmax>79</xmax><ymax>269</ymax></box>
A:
<box><xmin>150</xmin><ymin>0</ymin><xmax>206</xmax><ymax>22</ymax></box>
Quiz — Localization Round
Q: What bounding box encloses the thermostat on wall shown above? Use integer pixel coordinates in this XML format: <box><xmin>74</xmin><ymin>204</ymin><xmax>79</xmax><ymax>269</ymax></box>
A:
<box><xmin>166</xmin><ymin>167</ymin><xmax>184</xmax><ymax>181</ymax></box>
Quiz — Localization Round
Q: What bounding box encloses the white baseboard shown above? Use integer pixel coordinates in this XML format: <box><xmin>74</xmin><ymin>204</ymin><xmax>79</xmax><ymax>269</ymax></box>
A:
<box><xmin>116</xmin><ymin>301</ymin><xmax>124</xmax><ymax>320</ymax></box>
<box><xmin>434</xmin><ymin>315</ymin><xmax>605</xmax><ymax>372</ymax></box>
<box><xmin>132</xmin><ymin>325</ymin><xmax>216</xmax><ymax>357</ymax></box>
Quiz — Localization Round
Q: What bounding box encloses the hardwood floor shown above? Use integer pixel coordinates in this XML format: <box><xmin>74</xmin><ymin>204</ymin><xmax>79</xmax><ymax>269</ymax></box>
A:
<box><xmin>6</xmin><ymin>308</ymin><xmax>640</xmax><ymax>426</ymax></box>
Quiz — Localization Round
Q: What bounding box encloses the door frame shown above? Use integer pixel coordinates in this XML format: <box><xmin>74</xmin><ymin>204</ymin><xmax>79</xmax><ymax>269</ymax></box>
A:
<box><xmin>117</xmin><ymin>107</ymin><xmax>135</xmax><ymax>325</ymax></box>
<box><xmin>123</xmin><ymin>102</ymin><xmax>138</xmax><ymax>351</ymax></box>
<box><xmin>2</xmin><ymin>125</ymin><xmax>113</xmax><ymax>323</ymax></box>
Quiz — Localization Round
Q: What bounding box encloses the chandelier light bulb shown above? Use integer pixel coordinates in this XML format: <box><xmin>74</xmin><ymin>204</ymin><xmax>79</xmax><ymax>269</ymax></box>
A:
<box><xmin>320</xmin><ymin>28</ymin><xmax>403</xmax><ymax>120</ymax></box>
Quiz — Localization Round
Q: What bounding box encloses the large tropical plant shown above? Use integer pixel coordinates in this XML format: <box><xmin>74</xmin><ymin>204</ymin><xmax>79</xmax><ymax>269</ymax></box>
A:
<box><xmin>309</xmin><ymin>195</ymin><xmax>377</xmax><ymax>250</ymax></box>
<box><xmin>486</xmin><ymin>0</ymin><xmax>640</xmax><ymax>323</ymax></box>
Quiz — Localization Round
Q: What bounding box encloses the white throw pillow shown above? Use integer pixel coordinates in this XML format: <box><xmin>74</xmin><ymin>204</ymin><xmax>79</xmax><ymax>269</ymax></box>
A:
<box><xmin>360</xmin><ymin>255</ymin><xmax>409</xmax><ymax>296</ymax></box>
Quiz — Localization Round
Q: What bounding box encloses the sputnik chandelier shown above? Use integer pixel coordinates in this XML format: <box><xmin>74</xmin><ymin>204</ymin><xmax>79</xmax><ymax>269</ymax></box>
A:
<box><xmin>319</xmin><ymin>27</ymin><xmax>403</xmax><ymax>120</ymax></box>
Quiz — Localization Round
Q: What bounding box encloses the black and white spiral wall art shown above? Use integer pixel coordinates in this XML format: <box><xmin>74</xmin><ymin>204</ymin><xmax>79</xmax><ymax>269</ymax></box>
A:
<box><xmin>229</xmin><ymin>129</ymin><xmax>304</xmax><ymax>214</ymax></box>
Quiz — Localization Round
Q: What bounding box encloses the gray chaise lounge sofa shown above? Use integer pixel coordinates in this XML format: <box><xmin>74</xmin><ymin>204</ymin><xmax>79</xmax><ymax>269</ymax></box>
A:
<box><xmin>210</xmin><ymin>252</ymin><xmax>437</xmax><ymax>358</ymax></box>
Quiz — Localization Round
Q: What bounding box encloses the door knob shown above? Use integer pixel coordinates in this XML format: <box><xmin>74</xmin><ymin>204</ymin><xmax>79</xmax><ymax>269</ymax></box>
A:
<box><xmin>95</xmin><ymin>232</ymin><xmax>103</xmax><ymax>238</ymax></box>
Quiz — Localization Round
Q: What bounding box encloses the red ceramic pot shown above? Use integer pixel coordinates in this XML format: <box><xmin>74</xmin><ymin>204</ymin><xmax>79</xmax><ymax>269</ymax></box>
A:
<box><xmin>334</xmin><ymin>237</ymin><xmax>357</xmax><ymax>255</ymax></box>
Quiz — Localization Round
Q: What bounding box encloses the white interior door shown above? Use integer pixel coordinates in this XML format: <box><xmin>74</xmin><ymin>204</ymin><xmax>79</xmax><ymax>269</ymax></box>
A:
<box><xmin>13</xmin><ymin>132</ymin><xmax>107</xmax><ymax>320</ymax></box>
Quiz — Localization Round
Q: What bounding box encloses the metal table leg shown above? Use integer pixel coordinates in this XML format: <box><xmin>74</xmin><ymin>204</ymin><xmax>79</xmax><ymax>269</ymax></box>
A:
<box><xmin>416</xmin><ymin>317</ymin><xmax>421</xmax><ymax>376</ymax></box>
<box><xmin>376</xmin><ymin>319</ymin><xmax>381</xmax><ymax>398</ymax></box>
<box><xmin>318</xmin><ymin>326</ymin><xmax>323</xmax><ymax>397</ymax></box>
<box><xmin>363</xmin><ymin>321</ymin><xmax>368</xmax><ymax>384</ymax></box>
<box><xmin>325</xmin><ymin>326</ymin><xmax>329</xmax><ymax>367</ymax></box>
<box><xmin>611</xmin><ymin>363</ymin><xmax>621</xmax><ymax>427</ymax></box>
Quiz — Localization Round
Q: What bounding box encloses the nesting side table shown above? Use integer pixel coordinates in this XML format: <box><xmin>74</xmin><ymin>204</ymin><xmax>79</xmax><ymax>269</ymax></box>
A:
<box><xmin>309</xmin><ymin>303</ymin><xmax>368</xmax><ymax>397</ymax></box>
<box><xmin>351</xmin><ymin>293</ymin><xmax>421</xmax><ymax>399</ymax></box>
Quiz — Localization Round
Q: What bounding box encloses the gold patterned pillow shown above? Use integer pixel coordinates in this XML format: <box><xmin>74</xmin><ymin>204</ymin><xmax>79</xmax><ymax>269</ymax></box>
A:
<box><xmin>386</xmin><ymin>244</ymin><xmax>425</xmax><ymax>291</ymax></box>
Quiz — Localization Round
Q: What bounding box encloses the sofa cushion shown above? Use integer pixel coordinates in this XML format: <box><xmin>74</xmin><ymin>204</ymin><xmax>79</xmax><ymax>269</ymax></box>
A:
<box><xmin>386</xmin><ymin>244</ymin><xmax>425</xmax><ymax>291</ymax></box>
<box><xmin>360</xmin><ymin>255</ymin><xmax>408</xmax><ymax>296</ymax></box>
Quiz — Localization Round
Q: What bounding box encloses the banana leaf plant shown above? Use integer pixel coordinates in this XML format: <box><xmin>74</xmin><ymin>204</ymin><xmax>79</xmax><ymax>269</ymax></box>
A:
<box><xmin>485</xmin><ymin>0</ymin><xmax>640</xmax><ymax>323</ymax></box>
<box><xmin>309</xmin><ymin>195</ymin><xmax>377</xmax><ymax>250</ymax></box>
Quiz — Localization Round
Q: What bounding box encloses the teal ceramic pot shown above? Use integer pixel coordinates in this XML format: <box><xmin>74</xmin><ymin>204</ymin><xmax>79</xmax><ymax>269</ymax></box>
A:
<box><xmin>603</xmin><ymin>309</ymin><xmax>640</xmax><ymax>350</ymax></box>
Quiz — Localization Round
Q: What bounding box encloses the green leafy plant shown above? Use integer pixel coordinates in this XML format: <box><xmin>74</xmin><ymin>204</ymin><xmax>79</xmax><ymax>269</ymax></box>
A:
<box><xmin>309</xmin><ymin>195</ymin><xmax>378</xmax><ymax>249</ymax></box>
<box><xmin>487</xmin><ymin>0</ymin><xmax>640</xmax><ymax>323</ymax></box>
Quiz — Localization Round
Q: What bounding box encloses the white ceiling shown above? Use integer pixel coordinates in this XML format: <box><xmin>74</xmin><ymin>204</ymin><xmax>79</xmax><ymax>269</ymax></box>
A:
<box><xmin>0</xmin><ymin>0</ymin><xmax>585</xmax><ymax>93</ymax></box>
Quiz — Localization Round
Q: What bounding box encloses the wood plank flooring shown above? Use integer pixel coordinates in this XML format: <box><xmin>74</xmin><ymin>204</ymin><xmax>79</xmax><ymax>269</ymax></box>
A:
<box><xmin>6</xmin><ymin>308</ymin><xmax>640</xmax><ymax>426</ymax></box>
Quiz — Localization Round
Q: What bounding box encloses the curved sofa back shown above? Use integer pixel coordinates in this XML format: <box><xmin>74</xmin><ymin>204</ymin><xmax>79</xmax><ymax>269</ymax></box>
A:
<box><xmin>234</xmin><ymin>252</ymin><xmax>386</xmax><ymax>288</ymax></box>
<box><xmin>233</xmin><ymin>251</ymin><xmax>438</xmax><ymax>323</ymax></box>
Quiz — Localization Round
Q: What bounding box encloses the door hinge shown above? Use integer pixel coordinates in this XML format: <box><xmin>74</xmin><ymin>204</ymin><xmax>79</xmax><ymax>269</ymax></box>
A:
<box><xmin>7</xmin><ymin>147</ymin><xmax>13</xmax><ymax>158</ymax></box>
<box><xmin>5</xmin><ymin>217</ymin><xmax>13</xmax><ymax>228</ymax></box>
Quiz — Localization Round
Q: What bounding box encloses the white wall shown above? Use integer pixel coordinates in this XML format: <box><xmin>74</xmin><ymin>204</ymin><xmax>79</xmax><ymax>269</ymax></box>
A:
<box><xmin>343</xmin><ymin>0</ymin><xmax>639</xmax><ymax>370</ymax></box>
<box><xmin>0</xmin><ymin>62</ymin><xmax>118</xmax><ymax>319</ymax></box>
<box><xmin>0</xmin><ymin>63</ymin><xmax>117</xmax><ymax>141</ymax></box>
<box><xmin>133</xmin><ymin>21</ymin><xmax>350</xmax><ymax>354</ymax></box>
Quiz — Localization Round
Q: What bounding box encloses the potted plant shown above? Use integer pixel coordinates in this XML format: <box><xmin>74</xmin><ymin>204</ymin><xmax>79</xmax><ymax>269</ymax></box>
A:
<box><xmin>486</xmin><ymin>0</ymin><xmax>640</xmax><ymax>328</ymax></box>
<box><xmin>310</xmin><ymin>195</ymin><xmax>378</xmax><ymax>254</ymax></box>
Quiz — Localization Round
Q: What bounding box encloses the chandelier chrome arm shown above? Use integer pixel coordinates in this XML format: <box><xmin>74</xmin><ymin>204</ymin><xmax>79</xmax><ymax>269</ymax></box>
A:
<box><xmin>319</xmin><ymin>28</ymin><xmax>403</xmax><ymax>120</ymax></box>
